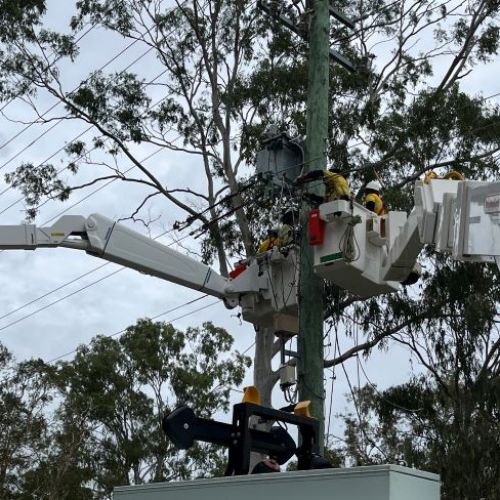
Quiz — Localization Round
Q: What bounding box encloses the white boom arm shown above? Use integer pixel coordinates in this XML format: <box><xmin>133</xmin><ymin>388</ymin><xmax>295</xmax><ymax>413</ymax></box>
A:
<box><xmin>0</xmin><ymin>213</ymin><xmax>229</xmax><ymax>299</ymax></box>
<box><xmin>0</xmin><ymin>213</ymin><xmax>299</xmax><ymax>333</ymax></box>
<box><xmin>314</xmin><ymin>179</ymin><xmax>500</xmax><ymax>298</ymax></box>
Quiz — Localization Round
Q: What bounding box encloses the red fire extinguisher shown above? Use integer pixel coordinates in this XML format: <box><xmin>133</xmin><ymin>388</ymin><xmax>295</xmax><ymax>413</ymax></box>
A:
<box><xmin>308</xmin><ymin>208</ymin><xmax>325</xmax><ymax>246</ymax></box>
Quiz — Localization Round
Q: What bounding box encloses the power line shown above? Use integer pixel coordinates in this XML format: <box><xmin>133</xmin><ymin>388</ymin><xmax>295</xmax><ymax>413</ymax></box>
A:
<box><xmin>46</xmin><ymin>295</ymin><xmax>216</xmax><ymax>365</ymax></box>
<box><xmin>0</xmin><ymin>20</ymin><xmax>99</xmax><ymax>115</ymax></box>
<box><xmin>0</xmin><ymin>294</ymin><xmax>214</xmax><ymax>385</ymax></box>
<box><xmin>0</xmin><ymin>86</ymin><xmax>169</xmax><ymax>215</ymax></box>
<box><xmin>0</xmin><ymin>143</ymin><xmax>266</xmax><ymax>329</ymax></box>
<box><xmin>35</xmin><ymin>145</ymin><xmax>166</xmax><ymax>221</ymax></box>
<box><xmin>0</xmin><ymin>175</ymin><xmax>263</xmax><ymax>336</ymax></box>
<box><xmin>0</xmin><ymin>227</ymin><xmax>192</xmax><ymax>335</ymax></box>
<box><xmin>357</xmin><ymin>358</ymin><xmax>423</xmax><ymax>413</ymax></box>
<box><xmin>4</xmin><ymin>303</ymin><xmax>255</xmax><ymax>411</ymax></box>
<box><xmin>0</xmin><ymin>0</ymin><xmax>191</xmax><ymax>161</ymax></box>
<box><xmin>0</xmin><ymin>37</ymin><xmax>146</xmax><ymax>153</ymax></box>
<box><xmin>0</xmin><ymin>146</ymin><xmax>171</xmax><ymax>325</ymax></box>
<box><xmin>0</xmin><ymin>52</ymin><xmax>164</xmax><ymax>175</ymax></box>
<box><xmin>0</xmin><ymin>262</ymin><xmax>109</xmax><ymax>323</ymax></box>
<box><xmin>344</xmin><ymin>86</ymin><xmax>500</xmax><ymax>163</ymax></box>
<box><xmin>0</xmin><ymin>0</ymin><xmax>145</xmax><ymax>115</ymax></box>
<box><xmin>0</xmin><ymin>0</ymin><xmax>254</xmax><ymax>337</ymax></box>
<box><xmin>334</xmin><ymin>332</ymin><xmax>377</xmax><ymax>458</ymax></box>
<box><xmin>326</xmin><ymin>328</ymin><xmax>338</xmax><ymax>438</ymax></box>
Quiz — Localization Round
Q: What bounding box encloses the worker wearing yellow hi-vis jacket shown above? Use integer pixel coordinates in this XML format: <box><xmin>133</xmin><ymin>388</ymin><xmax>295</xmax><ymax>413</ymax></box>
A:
<box><xmin>257</xmin><ymin>228</ymin><xmax>279</xmax><ymax>254</ymax></box>
<box><xmin>295</xmin><ymin>167</ymin><xmax>351</xmax><ymax>205</ymax></box>
<box><xmin>363</xmin><ymin>180</ymin><xmax>386</xmax><ymax>215</ymax></box>
<box><xmin>324</xmin><ymin>168</ymin><xmax>351</xmax><ymax>202</ymax></box>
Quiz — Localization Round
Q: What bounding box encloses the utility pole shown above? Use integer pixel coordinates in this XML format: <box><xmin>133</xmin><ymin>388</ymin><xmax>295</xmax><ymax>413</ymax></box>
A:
<box><xmin>297</xmin><ymin>0</ymin><xmax>330</xmax><ymax>450</ymax></box>
<box><xmin>258</xmin><ymin>0</ymin><xmax>355</xmax><ymax>450</ymax></box>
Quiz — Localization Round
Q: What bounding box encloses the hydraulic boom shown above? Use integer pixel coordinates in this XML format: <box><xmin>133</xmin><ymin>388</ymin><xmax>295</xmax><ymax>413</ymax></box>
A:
<box><xmin>313</xmin><ymin>178</ymin><xmax>500</xmax><ymax>297</ymax></box>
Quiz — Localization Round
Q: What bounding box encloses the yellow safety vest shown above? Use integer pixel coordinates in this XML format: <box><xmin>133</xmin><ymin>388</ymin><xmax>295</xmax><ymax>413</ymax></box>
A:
<box><xmin>258</xmin><ymin>237</ymin><xmax>278</xmax><ymax>254</ymax></box>
<box><xmin>324</xmin><ymin>171</ymin><xmax>351</xmax><ymax>201</ymax></box>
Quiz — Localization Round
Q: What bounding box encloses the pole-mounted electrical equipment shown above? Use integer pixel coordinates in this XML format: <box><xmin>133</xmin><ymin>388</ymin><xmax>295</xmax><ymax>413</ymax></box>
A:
<box><xmin>255</xmin><ymin>125</ymin><xmax>305</xmax><ymax>189</ymax></box>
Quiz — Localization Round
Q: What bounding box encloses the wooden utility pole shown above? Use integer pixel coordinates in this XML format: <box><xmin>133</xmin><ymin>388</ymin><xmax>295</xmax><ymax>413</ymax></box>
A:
<box><xmin>297</xmin><ymin>0</ymin><xmax>330</xmax><ymax>450</ymax></box>
<box><xmin>258</xmin><ymin>0</ymin><xmax>355</xmax><ymax>450</ymax></box>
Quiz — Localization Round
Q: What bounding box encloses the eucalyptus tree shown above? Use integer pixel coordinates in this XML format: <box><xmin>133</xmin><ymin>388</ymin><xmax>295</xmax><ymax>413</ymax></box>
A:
<box><xmin>50</xmin><ymin>320</ymin><xmax>249</xmax><ymax>497</ymax></box>
<box><xmin>0</xmin><ymin>344</ymin><xmax>55</xmax><ymax>499</ymax></box>
<box><xmin>13</xmin><ymin>320</ymin><xmax>249</xmax><ymax>499</ymax></box>
<box><xmin>2</xmin><ymin>0</ymin><xmax>500</xmax><ymax>413</ymax></box>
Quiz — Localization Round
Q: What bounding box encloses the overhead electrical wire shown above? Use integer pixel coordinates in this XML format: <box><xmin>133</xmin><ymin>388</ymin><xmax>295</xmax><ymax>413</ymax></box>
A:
<box><xmin>2</xmin><ymin>300</ymin><xmax>255</xmax><ymax>404</ymax></box>
<box><xmin>0</xmin><ymin>0</ymin><xmax>192</xmax><ymax>197</ymax></box>
<box><xmin>343</xmin><ymin>86</ymin><xmax>500</xmax><ymax>176</ymax></box>
<box><xmin>0</xmin><ymin>36</ymin><xmax>146</xmax><ymax>153</ymax></box>
<box><xmin>0</xmin><ymin>0</ymin><xmax>258</xmax><ymax>394</ymax></box>
<box><xmin>0</xmin><ymin>84</ymin><xmax>169</xmax><ymax>215</ymax></box>
<box><xmin>0</xmin><ymin>12</ymin><xmax>188</xmax><ymax>211</ymax></box>
<box><xmin>0</xmin><ymin>174</ymin><xmax>263</xmax><ymax>335</ymax></box>
<box><xmin>358</xmin><ymin>358</ymin><xmax>423</xmax><ymax>413</ymax></box>
<box><xmin>0</xmin><ymin>145</ymin><xmax>167</xmax><ymax>323</ymax></box>
<box><xmin>0</xmin><ymin>55</ymin><xmax>166</xmax><ymax>175</ymax></box>
<box><xmin>0</xmin><ymin>227</ymin><xmax>194</xmax><ymax>335</ymax></box>
<box><xmin>0</xmin><ymin>0</ymin><xmax>258</xmax><ymax>338</ymax></box>
<box><xmin>0</xmin><ymin>294</ymin><xmax>212</xmax><ymax>383</ymax></box>
<box><xmin>45</xmin><ymin>295</ymin><xmax>217</xmax><ymax>365</ymax></box>
<box><xmin>0</xmin><ymin>20</ymin><xmax>99</xmax><ymax>115</ymax></box>
<box><xmin>326</xmin><ymin>328</ymin><xmax>338</xmax><ymax>438</ymax></box>
<box><xmin>338</xmin><ymin>355</ymin><xmax>373</xmax><ymax>455</ymax></box>
<box><xmin>0</xmin><ymin>0</ymin><xmax>191</xmax><ymax>116</ymax></box>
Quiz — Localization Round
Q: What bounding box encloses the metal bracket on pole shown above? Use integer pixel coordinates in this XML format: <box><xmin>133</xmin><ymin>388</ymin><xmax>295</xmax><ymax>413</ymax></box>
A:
<box><xmin>329</xmin><ymin>3</ymin><xmax>355</xmax><ymax>30</ymax></box>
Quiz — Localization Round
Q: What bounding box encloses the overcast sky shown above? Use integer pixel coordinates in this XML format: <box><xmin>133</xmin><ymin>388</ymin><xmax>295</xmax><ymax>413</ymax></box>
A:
<box><xmin>0</xmin><ymin>0</ymin><xmax>498</xmax><ymax>444</ymax></box>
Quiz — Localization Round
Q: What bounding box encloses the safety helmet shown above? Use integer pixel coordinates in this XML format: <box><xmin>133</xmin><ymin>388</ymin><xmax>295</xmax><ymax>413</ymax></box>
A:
<box><xmin>366</xmin><ymin>180</ymin><xmax>382</xmax><ymax>192</ymax></box>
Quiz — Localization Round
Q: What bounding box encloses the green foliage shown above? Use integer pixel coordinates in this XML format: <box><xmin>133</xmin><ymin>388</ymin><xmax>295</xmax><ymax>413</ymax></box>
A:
<box><xmin>0</xmin><ymin>348</ymin><xmax>54</xmax><ymax>499</ymax></box>
<box><xmin>341</xmin><ymin>377</ymin><xmax>500</xmax><ymax>499</ymax></box>
<box><xmin>0</xmin><ymin>0</ymin><xmax>46</xmax><ymax>41</ymax></box>
<box><xmin>0</xmin><ymin>320</ymin><xmax>250</xmax><ymax>498</ymax></box>
<box><xmin>337</xmin><ymin>256</ymin><xmax>500</xmax><ymax>498</ymax></box>
<box><xmin>2</xmin><ymin>2</ymin><xmax>500</xmax><ymax>495</ymax></box>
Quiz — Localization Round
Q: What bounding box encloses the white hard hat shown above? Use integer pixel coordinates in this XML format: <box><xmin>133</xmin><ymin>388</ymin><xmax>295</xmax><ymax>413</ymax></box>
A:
<box><xmin>366</xmin><ymin>180</ymin><xmax>382</xmax><ymax>192</ymax></box>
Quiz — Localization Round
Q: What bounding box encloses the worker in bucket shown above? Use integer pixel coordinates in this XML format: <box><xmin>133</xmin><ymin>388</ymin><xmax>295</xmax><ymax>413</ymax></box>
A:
<box><xmin>295</xmin><ymin>166</ymin><xmax>351</xmax><ymax>205</ymax></box>
<box><xmin>363</xmin><ymin>180</ymin><xmax>386</xmax><ymax>215</ymax></box>
<box><xmin>258</xmin><ymin>228</ymin><xmax>280</xmax><ymax>254</ymax></box>
<box><xmin>424</xmin><ymin>170</ymin><xmax>464</xmax><ymax>183</ymax></box>
<box><xmin>323</xmin><ymin>167</ymin><xmax>351</xmax><ymax>202</ymax></box>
